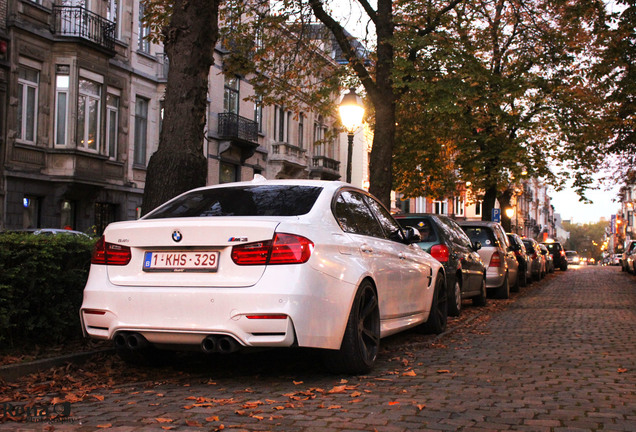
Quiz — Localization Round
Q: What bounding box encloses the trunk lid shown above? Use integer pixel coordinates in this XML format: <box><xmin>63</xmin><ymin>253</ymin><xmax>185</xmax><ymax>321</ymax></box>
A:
<box><xmin>102</xmin><ymin>218</ymin><xmax>279</xmax><ymax>287</ymax></box>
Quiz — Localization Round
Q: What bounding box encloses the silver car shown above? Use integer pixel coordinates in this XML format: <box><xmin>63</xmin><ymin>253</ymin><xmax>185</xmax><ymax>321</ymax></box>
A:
<box><xmin>459</xmin><ymin>221</ymin><xmax>519</xmax><ymax>299</ymax></box>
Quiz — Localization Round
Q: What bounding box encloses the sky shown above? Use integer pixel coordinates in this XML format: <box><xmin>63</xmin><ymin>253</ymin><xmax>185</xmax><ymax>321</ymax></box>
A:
<box><xmin>550</xmin><ymin>184</ymin><xmax>622</xmax><ymax>224</ymax></box>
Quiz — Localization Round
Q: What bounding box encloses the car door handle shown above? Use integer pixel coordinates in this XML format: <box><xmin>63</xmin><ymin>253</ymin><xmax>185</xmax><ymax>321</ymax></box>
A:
<box><xmin>360</xmin><ymin>245</ymin><xmax>374</xmax><ymax>253</ymax></box>
<box><xmin>398</xmin><ymin>253</ymin><xmax>406</xmax><ymax>260</ymax></box>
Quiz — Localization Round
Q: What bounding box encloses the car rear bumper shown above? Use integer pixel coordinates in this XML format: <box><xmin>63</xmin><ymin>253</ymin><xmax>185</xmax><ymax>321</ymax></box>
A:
<box><xmin>80</xmin><ymin>265</ymin><xmax>357</xmax><ymax>351</ymax></box>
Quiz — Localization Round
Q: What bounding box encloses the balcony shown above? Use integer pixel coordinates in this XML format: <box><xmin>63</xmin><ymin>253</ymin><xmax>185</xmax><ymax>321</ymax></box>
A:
<box><xmin>52</xmin><ymin>6</ymin><xmax>116</xmax><ymax>53</ymax></box>
<box><xmin>310</xmin><ymin>155</ymin><xmax>341</xmax><ymax>180</ymax></box>
<box><xmin>217</xmin><ymin>112</ymin><xmax>259</xmax><ymax>162</ymax></box>
<box><xmin>270</xmin><ymin>143</ymin><xmax>308</xmax><ymax>178</ymax></box>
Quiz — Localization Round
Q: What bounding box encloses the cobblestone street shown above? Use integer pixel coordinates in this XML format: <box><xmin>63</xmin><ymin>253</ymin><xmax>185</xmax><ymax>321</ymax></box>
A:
<box><xmin>1</xmin><ymin>265</ymin><xmax>634</xmax><ymax>431</ymax></box>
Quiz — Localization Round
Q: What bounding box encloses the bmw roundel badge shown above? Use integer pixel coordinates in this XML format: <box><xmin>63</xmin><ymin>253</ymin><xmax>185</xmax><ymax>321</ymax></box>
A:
<box><xmin>172</xmin><ymin>230</ymin><xmax>183</xmax><ymax>242</ymax></box>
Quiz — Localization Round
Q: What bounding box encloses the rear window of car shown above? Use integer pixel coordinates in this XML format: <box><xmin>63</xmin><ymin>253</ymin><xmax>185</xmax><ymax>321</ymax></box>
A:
<box><xmin>544</xmin><ymin>243</ymin><xmax>562</xmax><ymax>252</ymax></box>
<box><xmin>461</xmin><ymin>226</ymin><xmax>496</xmax><ymax>247</ymax></box>
<box><xmin>145</xmin><ymin>185</ymin><xmax>323</xmax><ymax>218</ymax></box>
<box><xmin>395</xmin><ymin>218</ymin><xmax>438</xmax><ymax>242</ymax></box>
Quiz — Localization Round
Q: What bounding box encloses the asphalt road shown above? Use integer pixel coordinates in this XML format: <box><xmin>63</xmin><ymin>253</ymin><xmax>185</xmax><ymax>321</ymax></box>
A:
<box><xmin>1</xmin><ymin>265</ymin><xmax>634</xmax><ymax>431</ymax></box>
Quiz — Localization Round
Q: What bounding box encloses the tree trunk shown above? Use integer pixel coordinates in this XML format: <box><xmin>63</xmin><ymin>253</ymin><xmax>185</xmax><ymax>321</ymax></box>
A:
<box><xmin>482</xmin><ymin>186</ymin><xmax>497</xmax><ymax>222</ymax></box>
<box><xmin>141</xmin><ymin>0</ymin><xmax>220</xmax><ymax>215</ymax></box>
<box><xmin>367</xmin><ymin>0</ymin><xmax>395</xmax><ymax>209</ymax></box>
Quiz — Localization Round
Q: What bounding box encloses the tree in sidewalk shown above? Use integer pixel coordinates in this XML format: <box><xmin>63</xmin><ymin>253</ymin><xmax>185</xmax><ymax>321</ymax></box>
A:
<box><xmin>392</xmin><ymin>0</ymin><xmax>611</xmax><ymax>220</ymax></box>
<box><xmin>140</xmin><ymin>0</ymin><xmax>221</xmax><ymax>215</ymax></box>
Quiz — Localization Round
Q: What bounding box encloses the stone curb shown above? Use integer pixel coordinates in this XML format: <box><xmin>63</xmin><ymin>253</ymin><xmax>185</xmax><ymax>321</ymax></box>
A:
<box><xmin>0</xmin><ymin>348</ymin><xmax>114</xmax><ymax>382</ymax></box>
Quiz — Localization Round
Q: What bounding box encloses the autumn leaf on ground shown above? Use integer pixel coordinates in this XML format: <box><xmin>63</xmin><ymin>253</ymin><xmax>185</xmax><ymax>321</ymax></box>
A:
<box><xmin>327</xmin><ymin>405</ymin><xmax>342</xmax><ymax>410</ymax></box>
<box><xmin>293</xmin><ymin>380</ymin><xmax>303</xmax><ymax>385</ymax></box>
<box><xmin>155</xmin><ymin>418</ymin><xmax>174</xmax><ymax>423</ymax></box>
<box><xmin>350</xmin><ymin>391</ymin><xmax>362</xmax><ymax>397</ymax></box>
<box><xmin>96</xmin><ymin>424</ymin><xmax>112</xmax><ymax>428</ymax></box>
<box><xmin>618</xmin><ymin>368</ymin><xmax>628</xmax><ymax>373</ymax></box>
<box><xmin>402</xmin><ymin>370</ymin><xmax>417</xmax><ymax>377</ymax></box>
<box><xmin>206</xmin><ymin>416</ymin><xmax>220</xmax><ymax>422</ymax></box>
<box><xmin>436</xmin><ymin>370</ymin><xmax>451</xmax><ymax>374</ymax></box>
<box><xmin>92</xmin><ymin>395</ymin><xmax>105</xmax><ymax>401</ymax></box>
<box><xmin>328</xmin><ymin>385</ymin><xmax>347</xmax><ymax>394</ymax></box>
<box><xmin>186</xmin><ymin>420</ymin><xmax>203</xmax><ymax>427</ymax></box>
<box><xmin>388</xmin><ymin>401</ymin><xmax>400</xmax><ymax>405</ymax></box>
<box><xmin>416</xmin><ymin>404</ymin><xmax>426</xmax><ymax>410</ymax></box>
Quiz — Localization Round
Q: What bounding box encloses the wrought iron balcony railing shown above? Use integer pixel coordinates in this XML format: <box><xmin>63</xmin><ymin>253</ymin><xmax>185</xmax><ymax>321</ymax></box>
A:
<box><xmin>218</xmin><ymin>112</ymin><xmax>258</xmax><ymax>143</ymax></box>
<box><xmin>52</xmin><ymin>6</ymin><xmax>116</xmax><ymax>51</ymax></box>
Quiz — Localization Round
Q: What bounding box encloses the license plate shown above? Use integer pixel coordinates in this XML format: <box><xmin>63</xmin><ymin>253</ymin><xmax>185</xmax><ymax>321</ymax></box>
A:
<box><xmin>143</xmin><ymin>251</ymin><xmax>219</xmax><ymax>272</ymax></box>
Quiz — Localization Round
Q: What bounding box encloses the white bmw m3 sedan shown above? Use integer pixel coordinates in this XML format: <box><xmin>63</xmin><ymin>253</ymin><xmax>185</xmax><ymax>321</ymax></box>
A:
<box><xmin>80</xmin><ymin>178</ymin><xmax>446</xmax><ymax>374</ymax></box>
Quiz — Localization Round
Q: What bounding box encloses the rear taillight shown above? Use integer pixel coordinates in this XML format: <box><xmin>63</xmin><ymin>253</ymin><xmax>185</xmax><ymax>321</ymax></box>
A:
<box><xmin>232</xmin><ymin>233</ymin><xmax>314</xmax><ymax>266</ymax></box>
<box><xmin>560</xmin><ymin>250</ymin><xmax>566</xmax><ymax>257</ymax></box>
<box><xmin>489</xmin><ymin>251</ymin><xmax>502</xmax><ymax>268</ymax></box>
<box><xmin>430</xmin><ymin>244</ymin><xmax>450</xmax><ymax>263</ymax></box>
<box><xmin>91</xmin><ymin>236</ymin><xmax>132</xmax><ymax>266</ymax></box>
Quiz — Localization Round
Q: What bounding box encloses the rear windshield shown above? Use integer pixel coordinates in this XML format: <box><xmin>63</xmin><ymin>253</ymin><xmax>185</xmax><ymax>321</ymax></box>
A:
<box><xmin>145</xmin><ymin>185</ymin><xmax>323</xmax><ymax>219</ymax></box>
<box><xmin>396</xmin><ymin>218</ymin><xmax>438</xmax><ymax>242</ymax></box>
<box><xmin>544</xmin><ymin>243</ymin><xmax>562</xmax><ymax>252</ymax></box>
<box><xmin>461</xmin><ymin>226</ymin><xmax>496</xmax><ymax>247</ymax></box>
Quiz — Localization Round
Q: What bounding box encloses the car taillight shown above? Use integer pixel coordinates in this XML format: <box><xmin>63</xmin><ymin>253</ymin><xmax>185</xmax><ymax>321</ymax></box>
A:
<box><xmin>489</xmin><ymin>251</ymin><xmax>502</xmax><ymax>268</ymax></box>
<box><xmin>560</xmin><ymin>250</ymin><xmax>566</xmax><ymax>257</ymax></box>
<box><xmin>430</xmin><ymin>244</ymin><xmax>450</xmax><ymax>263</ymax></box>
<box><xmin>91</xmin><ymin>236</ymin><xmax>131</xmax><ymax>266</ymax></box>
<box><xmin>232</xmin><ymin>233</ymin><xmax>314</xmax><ymax>266</ymax></box>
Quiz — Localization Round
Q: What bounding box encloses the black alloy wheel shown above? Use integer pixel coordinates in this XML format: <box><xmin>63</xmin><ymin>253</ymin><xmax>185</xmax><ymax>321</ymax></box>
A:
<box><xmin>322</xmin><ymin>280</ymin><xmax>380</xmax><ymax>374</ymax></box>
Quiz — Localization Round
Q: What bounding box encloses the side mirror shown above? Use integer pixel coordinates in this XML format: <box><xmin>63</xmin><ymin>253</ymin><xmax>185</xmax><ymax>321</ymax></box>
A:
<box><xmin>404</xmin><ymin>227</ymin><xmax>421</xmax><ymax>244</ymax></box>
<box><xmin>472</xmin><ymin>241</ymin><xmax>482</xmax><ymax>251</ymax></box>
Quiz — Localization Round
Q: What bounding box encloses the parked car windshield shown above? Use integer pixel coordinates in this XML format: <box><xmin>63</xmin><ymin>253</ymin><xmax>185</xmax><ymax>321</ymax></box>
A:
<box><xmin>145</xmin><ymin>185</ymin><xmax>323</xmax><ymax>219</ymax></box>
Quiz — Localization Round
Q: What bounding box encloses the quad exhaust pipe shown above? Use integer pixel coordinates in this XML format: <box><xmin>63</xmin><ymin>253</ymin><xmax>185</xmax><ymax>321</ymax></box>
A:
<box><xmin>114</xmin><ymin>332</ymin><xmax>149</xmax><ymax>350</ymax></box>
<box><xmin>201</xmin><ymin>335</ymin><xmax>241</xmax><ymax>354</ymax></box>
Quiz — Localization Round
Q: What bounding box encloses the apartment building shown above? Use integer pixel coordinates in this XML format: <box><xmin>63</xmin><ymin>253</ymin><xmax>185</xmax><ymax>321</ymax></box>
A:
<box><xmin>0</xmin><ymin>0</ymin><xmax>343</xmax><ymax>234</ymax></box>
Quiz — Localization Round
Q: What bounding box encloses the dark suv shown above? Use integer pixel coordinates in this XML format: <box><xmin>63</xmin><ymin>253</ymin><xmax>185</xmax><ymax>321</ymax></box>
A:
<box><xmin>395</xmin><ymin>214</ymin><xmax>486</xmax><ymax>316</ymax></box>
<box><xmin>542</xmin><ymin>241</ymin><xmax>568</xmax><ymax>271</ymax></box>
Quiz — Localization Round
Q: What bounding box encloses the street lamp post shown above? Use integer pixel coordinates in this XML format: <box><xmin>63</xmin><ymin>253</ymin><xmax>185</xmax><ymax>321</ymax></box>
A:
<box><xmin>338</xmin><ymin>88</ymin><xmax>364</xmax><ymax>184</ymax></box>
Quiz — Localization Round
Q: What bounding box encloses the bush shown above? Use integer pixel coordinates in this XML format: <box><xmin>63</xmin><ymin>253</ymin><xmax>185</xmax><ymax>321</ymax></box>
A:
<box><xmin>0</xmin><ymin>233</ymin><xmax>96</xmax><ymax>348</ymax></box>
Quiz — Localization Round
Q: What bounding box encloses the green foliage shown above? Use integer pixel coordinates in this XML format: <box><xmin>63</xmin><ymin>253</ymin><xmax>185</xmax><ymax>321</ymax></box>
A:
<box><xmin>0</xmin><ymin>234</ymin><xmax>96</xmax><ymax>348</ymax></box>
<box><xmin>562</xmin><ymin>220</ymin><xmax>609</xmax><ymax>261</ymax></box>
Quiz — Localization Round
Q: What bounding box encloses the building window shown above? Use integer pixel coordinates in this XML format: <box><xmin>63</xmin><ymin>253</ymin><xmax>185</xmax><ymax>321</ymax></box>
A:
<box><xmin>95</xmin><ymin>202</ymin><xmax>116</xmax><ymax>236</ymax></box>
<box><xmin>107</xmin><ymin>0</ymin><xmax>120</xmax><ymax>39</ymax></box>
<box><xmin>17</xmin><ymin>68</ymin><xmax>39</xmax><ymax>144</ymax></box>
<box><xmin>61</xmin><ymin>200</ymin><xmax>76</xmax><ymax>230</ymax></box>
<box><xmin>454</xmin><ymin>197</ymin><xmax>464</xmax><ymax>217</ymax></box>
<box><xmin>298</xmin><ymin>113</ymin><xmax>304</xmax><ymax>148</ymax></box>
<box><xmin>314</xmin><ymin>115</ymin><xmax>326</xmax><ymax>156</ymax></box>
<box><xmin>220</xmin><ymin>162</ymin><xmax>238</xmax><ymax>183</ymax></box>
<box><xmin>253</xmin><ymin>96</ymin><xmax>263</xmax><ymax>133</ymax></box>
<box><xmin>223</xmin><ymin>76</ymin><xmax>239</xmax><ymax>114</ymax></box>
<box><xmin>138</xmin><ymin>2</ymin><xmax>150</xmax><ymax>53</ymax></box>
<box><xmin>475</xmin><ymin>200</ymin><xmax>482</xmax><ymax>216</ymax></box>
<box><xmin>433</xmin><ymin>200</ymin><xmax>448</xmax><ymax>215</ymax></box>
<box><xmin>275</xmin><ymin>105</ymin><xmax>286</xmax><ymax>142</ymax></box>
<box><xmin>22</xmin><ymin>196</ymin><xmax>40</xmax><ymax>229</ymax></box>
<box><xmin>54</xmin><ymin>70</ymin><xmax>69</xmax><ymax>146</ymax></box>
<box><xmin>106</xmin><ymin>94</ymin><xmax>119</xmax><ymax>159</ymax></box>
<box><xmin>77</xmin><ymin>78</ymin><xmax>101</xmax><ymax>151</ymax></box>
<box><xmin>134</xmin><ymin>97</ymin><xmax>149</xmax><ymax>165</ymax></box>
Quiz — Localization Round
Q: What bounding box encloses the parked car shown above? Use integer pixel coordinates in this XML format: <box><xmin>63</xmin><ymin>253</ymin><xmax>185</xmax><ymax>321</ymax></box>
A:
<box><xmin>621</xmin><ymin>240</ymin><xmax>636</xmax><ymax>272</ymax></box>
<box><xmin>611</xmin><ymin>253</ymin><xmax>622</xmax><ymax>266</ymax></box>
<box><xmin>1</xmin><ymin>228</ymin><xmax>90</xmax><ymax>237</ymax></box>
<box><xmin>539</xmin><ymin>244</ymin><xmax>554</xmax><ymax>273</ymax></box>
<box><xmin>542</xmin><ymin>241</ymin><xmax>568</xmax><ymax>271</ymax></box>
<box><xmin>396</xmin><ymin>214</ymin><xmax>487</xmax><ymax>317</ymax></box>
<box><xmin>566</xmin><ymin>250</ymin><xmax>580</xmax><ymax>265</ymax></box>
<box><xmin>523</xmin><ymin>238</ymin><xmax>546</xmax><ymax>281</ymax></box>
<box><xmin>507</xmin><ymin>233</ymin><xmax>531</xmax><ymax>288</ymax></box>
<box><xmin>458</xmin><ymin>221</ymin><xmax>519</xmax><ymax>299</ymax></box>
<box><xmin>80</xmin><ymin>179</ymin><xmax>447</xmax><ymax>374</ymax></box>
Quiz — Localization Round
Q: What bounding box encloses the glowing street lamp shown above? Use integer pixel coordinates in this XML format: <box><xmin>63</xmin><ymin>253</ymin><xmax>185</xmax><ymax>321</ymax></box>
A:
<box><xmin>338</xmin><ymin>88</ymin><xmax>364</xmax><ymax>183</ymax></box>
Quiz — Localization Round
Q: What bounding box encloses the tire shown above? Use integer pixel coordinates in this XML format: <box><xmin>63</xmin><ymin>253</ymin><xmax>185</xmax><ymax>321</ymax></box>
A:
<box><xmin>560</xmin><ymin>264</ymin><xmax>568</xmax><ymax>271</ymax></box>
<box><xmin>322</xmin><ymin>280</ymin><xmax>380</xmax><ymax>375</ymax></box>
<box><xmin>472</xmin><ymin>276</ymin><xmax>487</xmax><ymax>307</ymax></box>
<box><xmin>496</xmin><ymin>274</ymin><xmax>510</xmax><ymax>299</ymax></box>
<box><xmin>419</xmin><ymin>274</ymin><xmax>448</xmax><ymax>335</ymax></box>
<box><xmin>447</xmin><ymin>276</ymin><xmax>462</xmax><ymax>317</ymax></box>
